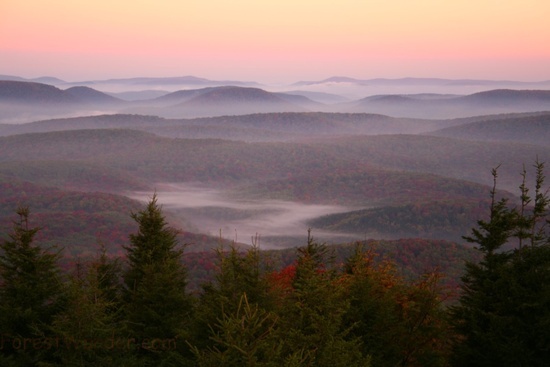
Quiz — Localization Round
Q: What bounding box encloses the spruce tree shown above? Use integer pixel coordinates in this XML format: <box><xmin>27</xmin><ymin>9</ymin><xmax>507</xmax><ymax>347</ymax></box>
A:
<box><xmin>343</xmin><ymin>243</ymin><xmax>451</xmax><ymax>367</ymax></box>
<box><xmin>275</xmin><ymin>233</ymin><xmax>368</xmax><ymax>367</ymax></box>
<box><xmin>451</xmin><ymin>163</ymin><xmax>550</xmax><ymax>366</ymax></box>
<box><xmin>193</xmin><ymin>243</ymin><xmax>272</xmax><ymax>344</ymax></box>
<box><xmin>0</xmin><ymin>207</ymin><xmax>65</xmax><ymax>366</ymax></box>
<box><xmin>191</xmin><ymin>293</ymin><xmax>282</xmax><ymax>367</ymax></box>
<box><xmin>122</xmin><ymin>194</ymin><xmax>194</xmax><ymax>366</ymax></box>
<box><xmin>51</xmin><ymin>254</ymin><xmax>134</xmax><ymax>367</ymax></box>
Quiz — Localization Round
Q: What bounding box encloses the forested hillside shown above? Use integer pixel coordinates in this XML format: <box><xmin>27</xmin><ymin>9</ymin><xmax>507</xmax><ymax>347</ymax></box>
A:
<box><xmin>1</xmin><ymin>112</ymin><xmax>548</xmax><ymax>250</ymax></box>
<box><xmin>428</xmin><ymin>112</ymin><xmax>550</xmax><ymax>146</ymax></box>
<box><xmin>1</xmin><ymin>168</ymin><xmax>548</xmax><ymax>366</ymax></box>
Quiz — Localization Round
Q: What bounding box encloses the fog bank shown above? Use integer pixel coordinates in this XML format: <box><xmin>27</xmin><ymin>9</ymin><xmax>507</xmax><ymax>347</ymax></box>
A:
<box><xmin>131</xmin><ymin>183</ymin><xmax>356</xmax><ymax>248</ymax></box>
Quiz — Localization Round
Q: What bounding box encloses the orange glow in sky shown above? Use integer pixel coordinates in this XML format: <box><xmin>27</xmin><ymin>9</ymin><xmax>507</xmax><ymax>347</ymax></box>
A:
<box><xmin>1</xmin><ymin>0</ymin><xmax>549</xmax><ymax>83</ymax></box>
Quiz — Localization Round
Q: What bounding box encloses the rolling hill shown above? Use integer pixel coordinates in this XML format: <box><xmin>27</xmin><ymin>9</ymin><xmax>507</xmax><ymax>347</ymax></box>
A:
<box><xmin>309</xmin><ymin>199</ymin><xmax>489</xmax><ymax>243</ymax></box>
<box><xmin>347</xmin><ymin>89</ymin><xmax>550</xmax><ymax>118</ymax></box>
<box><xmin>1</xmin><ymin>126</ymin><xmax>548</xmax><ymax>192</ymax></box>
<box><xmin>61</xmin><ymin>75</ymin><xmax>261</xmax><ymax>89</ymax></box>
<box><xmin>0</xmin><ymin>81</ymin><xmax>127</xmax><ymax>106</ymax></box>
<box><xmin>458</xmin><ymin>89</ymin><xmax>550</xmax><ymax>106</ymax></box>
<box><xmin>0</xmin><ymin>177</ymin><xmax>142</xmax><ymax>256</ymax></box>
<box><xmin>0</xmin><ymin>112</ymin><xmax>446</xmax><ymax>140</ymax></box>
<box><xmin>118</xmin><ymin>86</ymin><xmax>319</xmax><ymax>118</ymax></box>
<box><xmin>0</xmin><ymin>75</ymin><xmax>66</xmax><ymax>84</ymax></box>
<box><xmin>1</xmin><ymin>78</ymin><xmax>549</xmax><ymax>253</ymax></box>
<box><xmin>64</xmin><ymin>86</ymin><xmax>126</xmax><ymax>105</ymax></box>
<box><xmin>0</xmin><ymin>80</ymin><xmax>80</xmax><ymax>104</ymax></box>
<box><xmin>4</xmin><ymin>79</ymin><xmax>550</xmax><ymax>122</ymax></box>
<box><xmin>294</xmin><ymin>76</ymin><xmax>550</xmax><ymax>88</ymax></box>
<box><xmin>0</xmin><ymin>124</ymin><xmax>546</xmax><ymax>252</ymax></box>
<box><xmin>427</xmin><ymin>112</ymin><xmax>550</xmax><ymax>146</ymax></box>
<box><xmin>0</xmin><ymin>80</ymin><xmax>126</xmax><ymax>122</ymax></box>
<box><xmin>170</xmin><ymin>86</ymin><xmax>308</xmax><ymax>117</ymax></box>
<box><xmin>0</xmin><ymin>114</ymin><xmax>170</xmax><ymax>136</ymax></box>
<box><xmin>149</xmin><ymin>87</ymin><xmax>218</xmax><ymax>106</ymax></box>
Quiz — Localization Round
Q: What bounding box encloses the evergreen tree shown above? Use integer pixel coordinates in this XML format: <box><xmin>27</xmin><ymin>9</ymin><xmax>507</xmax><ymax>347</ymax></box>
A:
<box><xmin>451</xmin><ymin>163</ymin><xmax>550</xmax><ymax>366</ymax></box>
<box><xmin>0</xmin><ymin>207</ymin><xmax>65</xmax><ymax>366</ymax></box>
<box><xmin>191</xmin><ymin>293</ymin><xmax>283</xmax><ymax>367</ymax></box>
<box><xmin>275</xmin><ymin>232</ymin><xmax>369</xmax><ymax>367</ymax></box>
<box><xmin>343</xmin><ymin>243</ymin><xmax>451</xmax><ymax>367</ymax></box>
<box><xmin>50</xmin><ymin>254</ymin><xmax>134</xmax><ymax>367</ymax></box>
<box><xmin>202</xmin><ymin>243</ymin><xmax>270</xmax><ymax>313</ymax></box>
<box><xmin>95</xmin><ymin>241</ymin><xmax>123</xmax><ymax>314</ymax></box>
<box><xmin>192</xmin><ymin>242</ymin><xmax>274</xmax><ymax>356</ymax></box>
<box><xmin>124</xmin><ymin>194</ymin><xmax>182</xmax><ymax>290</ymax></box>
<box><xmin>122</xmin><ymin>194</ymin><xmax>194</xmax><ymax>366</ymax></box>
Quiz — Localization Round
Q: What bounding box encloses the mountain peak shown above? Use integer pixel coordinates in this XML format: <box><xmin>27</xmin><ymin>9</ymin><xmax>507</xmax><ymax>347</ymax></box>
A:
<box><xmin>64</xmin><ymin>86</ymin><xmax>124</xmax><ymax>104</ymax></box>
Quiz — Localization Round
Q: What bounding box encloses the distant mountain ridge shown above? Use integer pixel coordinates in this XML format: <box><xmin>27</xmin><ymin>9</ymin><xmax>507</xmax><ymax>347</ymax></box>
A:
<box><xmin>0</xmin><ymin>80</ymin><xmax>125</xmax><ymax>105</ymax></box>
<box><xmin>0</xmin><ymin>75</ymin><xmax>66</xmax><ymax>84</ymax></box>
<box><xmin>0</xmin><ymin>80</ymin><xmax>126</xmax><ymax>123</ymax></box>
<box><xmin>5</xmin><ymin>73</ymin><xmax>550</xmax><ymax>90</ymax></box>
<box><xmin>2</xmin><ymin>79</ymin><xmax>550</xmax><ymax>122</ymax></box>
<box><xmin>348</xmin><ymin>89</ymin><xmax>550</xmax><ymax>118</ymax></box>
<box><xmin>131</xmin><ymin>86</ymin><xmax>311</xmax><ymax>117</ymax></box>
<box><xmin>0</xmin><ymin>80</ymin><xmax>79</xmax><ymax>104</ymax></box>
<box><xmin>179</xmin><ymin>86</ymin><xmax>299</xmax><ymax>106</ymax></box>
<box><xmin>294</xmin><ymin>76</ymin><xmax>550</xmax><ymax>87</ymax></box>
<box><xmin>62</xmin><ymin>75</ymin><xmax>262</xmax><ymax>90</ymax></box>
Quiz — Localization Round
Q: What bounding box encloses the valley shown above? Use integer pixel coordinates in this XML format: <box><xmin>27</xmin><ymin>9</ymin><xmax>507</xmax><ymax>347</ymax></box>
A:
<box><xmin>130</xmin><ymin>183</ymin><xmax>355</xmax><ymax>249</ymax></box>
<box><xmin>3</xmin><ymin>2</ymin><xmax>550</xmax><ymax>363</ymax></box>
<box><xmin>1</xmin><ymin>75</ymin><xmax>549</xmax><ymax>276</ymax></box>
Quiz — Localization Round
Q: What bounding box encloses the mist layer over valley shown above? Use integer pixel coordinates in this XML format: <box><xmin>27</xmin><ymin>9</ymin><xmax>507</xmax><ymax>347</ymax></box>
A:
<box><xmin>130</xmin><ymin>183</ymin><xmax>356</xmax><ymax>249</ymax></box>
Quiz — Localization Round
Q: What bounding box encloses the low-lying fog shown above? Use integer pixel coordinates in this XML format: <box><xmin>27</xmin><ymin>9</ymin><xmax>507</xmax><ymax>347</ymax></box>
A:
<box><xmin>130</xmin><ymin>183</ymin><xmax>357</xmax><ymax>249</ymax></box>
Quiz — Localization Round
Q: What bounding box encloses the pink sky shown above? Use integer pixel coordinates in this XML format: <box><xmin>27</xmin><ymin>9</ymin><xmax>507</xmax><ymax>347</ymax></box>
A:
<box><xmin>1</xmin><ymin>0</ymin><xmax>549</xmax><ymax>83</ymax></box>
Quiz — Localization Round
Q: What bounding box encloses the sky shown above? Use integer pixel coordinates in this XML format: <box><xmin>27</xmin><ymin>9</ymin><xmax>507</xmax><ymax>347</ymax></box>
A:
<box><xmin>1</xmin><ymin>0</ymin><xmax>549</xmax><ymax>84</ymax></box>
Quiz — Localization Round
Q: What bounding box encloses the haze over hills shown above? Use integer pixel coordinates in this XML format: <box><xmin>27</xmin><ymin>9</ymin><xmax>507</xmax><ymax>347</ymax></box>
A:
<box><xmin>4</xmin><ymin>72</ymin><xmax>550</xmax><ymax>96</ymax></box>
<box><xmin>346</xmin><ymin>89</ymin><xmax>550</xmax><ymax>118</ymax></box>
<box><xmin>0</xmin><ymin>74</ymin><xmax>66</xmax><ymax>84</ymax></box>
<box><xmin>0</xmin><ymin>81</ymin><xmax>320</xmax><ymax>121</ymax></box>
<box><xmin>64</xmin><ymin>86</ymin><xmax>126</xmax><ymax>105</ymax></box>
<box><xmin>0</xmin><ymin>111</ymin><xmax>513</xmax><ymax>141</ymax></box>
<box><xmin>291</xmin><ymin>76</ymin><xmax>550</xmax><ymax>100</ymax></box>
<box><xmin>294</xmin><ymin>76</ymin><xmax>550</xmax><ymax>88</ymax></box>
<box><xmin>277</xmin><ymin>90</ymin><xmax>351</xmax><ymax>104</ymax></box>
<box><xmin>0</xmin><ymin>80</ymin><xmax>80</xmax><ymax>104</ymax></box>
<box><xmin>1</xmin><ymin>74</ymin><xmax>549</xmax><ymax>253</ymax></box>
<box><xmin>107</xmin><ymin>90</ymin><xmax>171</xmax><ymax>101</ymax></box>
<box><xmin>1</xmin><ymin>119</ymin><xmax>548</xmax><ymax>249</ymax></box>
<box><xmin>0</xmin><ymin>80</ymin><xmax>128</xmax><ymax>123</ymax></box>
<box><xmin>62</xmin><ymin>75</ymin><xmax>262</xmax><ymax>90</ymax></box>
<box><xmin>427</xmin><ymin>112</ymin><xmax>550</xmax><ymax>146</ymax></box>
<box><xmin>3</xmin><ymin>78</ymin><xmax>550</xmax><ymax>122</ymax></box>
<box><xmin>167</xmin><ymin>86</ymin><xmax>308</xmax><ymax>117</ymax></box>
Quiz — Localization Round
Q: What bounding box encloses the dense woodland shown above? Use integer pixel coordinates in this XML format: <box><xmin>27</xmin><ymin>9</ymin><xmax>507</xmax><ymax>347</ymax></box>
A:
<box><xmin>0</xmin><ymin>163</ymin><xmax>549</xmax><ymax>366</ymax></box>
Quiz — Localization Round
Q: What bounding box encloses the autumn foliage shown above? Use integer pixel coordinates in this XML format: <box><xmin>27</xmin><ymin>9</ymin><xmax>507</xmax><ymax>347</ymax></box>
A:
<box><xmin>1</xmin><ymin>161</ymin><xmax>549</xmax><ymax>366</ymax></box>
